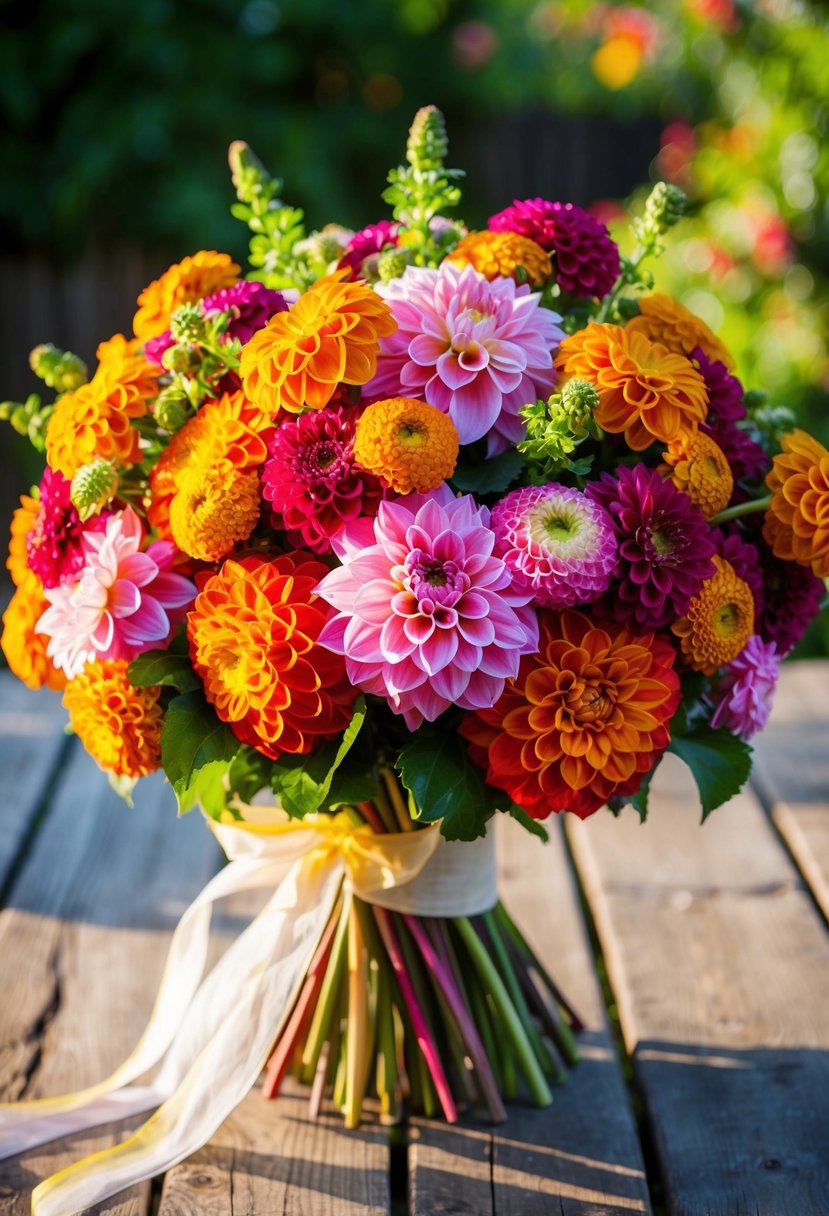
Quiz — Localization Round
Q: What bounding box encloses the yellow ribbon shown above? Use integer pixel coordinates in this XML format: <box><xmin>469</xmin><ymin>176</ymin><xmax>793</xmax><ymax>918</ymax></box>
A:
<box><xmin>0</xmin><ymin>808</ymin><xmax>443</xmax><ymax>1216</ymax></box>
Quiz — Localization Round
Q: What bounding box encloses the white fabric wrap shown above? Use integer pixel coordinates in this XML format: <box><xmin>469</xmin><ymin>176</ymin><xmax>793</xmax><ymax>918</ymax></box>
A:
<box><xmin>357</xmin><ymin>829</ymin><xmax>497</xmax><ymax>916</ymax></box>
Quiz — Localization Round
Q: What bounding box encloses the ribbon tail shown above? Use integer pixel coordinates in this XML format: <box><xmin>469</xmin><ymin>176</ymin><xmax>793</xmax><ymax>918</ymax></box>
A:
<box><xmin>30</xmin><ymin>855</ymin><xmax>344</xmax><ymax>1216</ymax></box>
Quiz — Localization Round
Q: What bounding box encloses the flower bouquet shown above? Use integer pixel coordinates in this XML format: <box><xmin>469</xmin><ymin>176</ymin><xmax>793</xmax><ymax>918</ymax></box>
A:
<box><xmin>1</xmin><ymin>107</ymin><xmax>827</xmax><ymax>1214</ymax></box>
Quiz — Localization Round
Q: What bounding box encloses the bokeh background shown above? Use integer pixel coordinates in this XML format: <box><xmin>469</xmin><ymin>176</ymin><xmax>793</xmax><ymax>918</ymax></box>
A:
<box><xmin>1</xmin><ymin>0</ymin><xmax>827</xmax><ymax>650</ymax></box>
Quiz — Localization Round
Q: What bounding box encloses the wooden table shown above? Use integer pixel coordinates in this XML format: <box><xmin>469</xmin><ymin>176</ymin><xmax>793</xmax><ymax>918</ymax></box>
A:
<box><xmin>1</xmin><ymin>661</ymin><xmax>827</xmax><ymax>1215</ymax></box>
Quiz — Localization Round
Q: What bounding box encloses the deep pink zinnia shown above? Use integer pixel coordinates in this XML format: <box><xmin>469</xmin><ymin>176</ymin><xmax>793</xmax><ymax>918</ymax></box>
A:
<box><xmin>25</xmin><ymin>468</ymin><xmax>87</xmax><ymax>589</ymax></box>
<box><xmin>586</xmin><ymin>465</ymin><xmax>716</xmax><ymax>630</ymax></box>
<box><xmin>366</xmin><ymin>262</ymin><xmax>563</xmax><ymax>455</ymax></box>
<box><xmin>262</xmin><ymin>404</ymin><xmax>384</xmax><ymax>553</ymax></box>
<box><xmin>710</xmin><ymin>634</ymin><xmax>780</xmax><ymax>739</ymax></box>
<box><xmin>489</xmin><ymin>198</ymin><xmax>621</xmax><ymax>299</ymax></box>
<box><xmin>337</xmin><ymin>221</ymin><xmax>400</xmax><ymax>281</ymax></box>
<box><xmin>316</xmin><ymin>493</ymin><xmax>539</xmax><ymax>729</ymax></box>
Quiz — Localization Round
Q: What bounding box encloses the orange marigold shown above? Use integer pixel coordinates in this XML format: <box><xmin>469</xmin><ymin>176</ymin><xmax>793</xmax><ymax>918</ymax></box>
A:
<box><xmin>353</xmin><ymin>397</ymin><xmax>459</xmax><ymax>494</ymax></box>
<box><xmin>133</xmin><ymin>251</ymin><xmax>240</xmax><ymax>341</ymax></box>
<box><xmin>661</xmin><ymin>430</ymin><xmax>734</xmax><ymax>520</ymax></box>
<box><xmin>447</xmin><ymin>230</ymin><xmax>553</xmax><ymax>287</ymax></box>
<box><xmin>625</xmin><ymin>293</ymin><xmax>734</xmax><ymax>369</ymax></box>
<box><xmin>7</xmin><ymin>491</ymin><xmax>39</xmax><ymax>586</ymax></box>
<box><xmin>187</xmin><ymin>553</ymin><xmax>356</xmax><ymax>759</ymax></box>
<box><xmin>62</xmin><ymin>659</ymin><xmax>163</xmax><ymax>778</ymax></box>
<box><xmin>555</xmin><ymin>322</ymin><xmax>708</xmax><ymax>451</ymax></box>
<box><xmin>170</xmin><ymin>462</ymin><xmax>262</xmax><ymax>562</ymax></box>
<box><xmin>460</xmin><ymin>609</ymin><xmax>681</xmax><ymax>820</ymax></box>
<box><xmin>672</xmin><ymin>556</ymin><xmax>754</xmax><ymax>674</ymax></box>
<box><xmin>1</xmin><ymin>572</ymin><xmax>66</xmax><ymax>692</ymax></box>
<box><xmin>763</xmin><ymin>428</ymin><xmax>829</xmax><ymax>578</ymax></box>
<box><xmin>239</xmin><ymin>272</ymin><xmax>396</xmax><ymax>417</ymax></box>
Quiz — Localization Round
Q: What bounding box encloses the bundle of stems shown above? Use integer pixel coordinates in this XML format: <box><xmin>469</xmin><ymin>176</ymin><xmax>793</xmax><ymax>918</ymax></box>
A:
<box><xmin>262</xmin><ymin>768</ymin><xmax>581</xmax><ymax>1126</ymax></box>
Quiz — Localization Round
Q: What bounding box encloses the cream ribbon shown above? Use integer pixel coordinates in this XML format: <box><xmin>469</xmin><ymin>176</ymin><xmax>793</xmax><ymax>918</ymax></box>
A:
<box><xmin>0</xmin><ymin>808</ymin><xmax>498</xmax><ymax>1216</ymax></box>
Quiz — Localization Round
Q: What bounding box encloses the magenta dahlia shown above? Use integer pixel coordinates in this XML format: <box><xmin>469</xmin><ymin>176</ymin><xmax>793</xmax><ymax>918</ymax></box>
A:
<box><xmin>692</xmin><ymin>347</ymin><xmax>745</xmax><ymax>423</ymax></box>
<box><xmin>337</xmin><ymin>221</ymin><xmax>399</xmax><ymax>280</ymax></box>
<box><xmin>316</xmin><ymin>493</ymin><xmax>539</xmax><ymax>729</ymax></box>
<box><xmin>586</xmin><ymin>465</ymin><xmax>716</xmax><ymax>630</ymax></box>
<box><xmin>489</xmin><ymin>199</ymin><xmax>620</xmax><ymax>299</ymax></box>
<box><xmin>755</xmin><ymin>539</ymin><xmax>824</xmax><ymax>656</ymax></box>
<box><xmin>710</xmin><ymin>635</ymin><xmax>780</xmax><ymax>739</ymax></box>
<box><xmin>262</xmin><ymin>404</ymin><xmax>384</xmax><ymax>553</ymax></box>
<box><xmin>714</xmin><ymin>529</ymin><xmax>765</xmax><ymax>617</ymax></box>
<box><xmin>491</xmin><ymin>484</ymin><xmax>617</xmax><ymax>608</ymax></box>
<box><xmin>366</xmin><ymin>262</ymin><xmax>563</xmax><ymax>455</ymax></box>
<box><xmin>25</xmin><ymin>468</ymin><xmax>87</xmax><ymax>589</ymax></box>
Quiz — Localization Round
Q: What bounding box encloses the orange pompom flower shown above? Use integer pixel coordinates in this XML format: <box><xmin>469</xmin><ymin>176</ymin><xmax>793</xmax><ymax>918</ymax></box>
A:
<box><xmin>1</xmin><ymin>572</ymin><xmax>66</xmax><ymax>692</ymax></box>
<box><xmin>7</xmin><ymin>491</ymin><xmax>39</xmax><ymax>586</ymax></box>
<box><xmin>763</xmin><ymin>428</ymin><xmax>829</xmax><ymax>578</ymax></box>
<box><xmin>662</xmin><ymin>430</ymin><xmax>734</xmax><ymax>520</ymax></box>
<box><xmin>672</xmin><ymin>556</ymin><xmax>754</xmax><ymax>674</ymax></box>
<box><xmin>169</xmin><ymin>463</ymin><xmax>262</xmax><ymax>563</ymax></box>
<box><xmin>461</xmin><ymin>609</ymin><xmax>681</xmax><ymax>820</ymax></box>
<box><xmin>62</xmin><ymin>660</ymin><xmax>163</xmax><ymax>778</ymax></box>
<box><xmin>447</xmin><ymin>230</ymin><xmax>552</xmax><ymax>287</ymax></box>
<box><xmin>133</xmin><ymin>251</ymin><xmax>240</xmax><ymax>342</ymax></box>
<box><xmin>353</xmin><ymin>397</ymin><xmax>460</xmax><ymax>493</ymax></box>
<box><xmin>555</xmin><ymin>322</ymin><xmax>708</xmax><ymax>451</ymax></box>
<box><xmin>625</xmin><ymin>293</ymin><xmax>734</xmax><ymax>369</ymax></box>
<box><xmin>187</xmin><ymin>553</ymin><xmax>356</xmax><ymax>759</ymax></box>
<box><xmin>239</xmin><ymin>272</ymin><xmax>396</xmax><ymax>417</ymax></box>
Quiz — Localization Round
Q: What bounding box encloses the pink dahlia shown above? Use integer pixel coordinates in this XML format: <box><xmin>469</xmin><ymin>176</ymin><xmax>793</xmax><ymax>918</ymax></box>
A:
<box><xmin>491</xmin><ymin>484</ymin><xmax>617</xmax><ymax>608</ymax></box>
<box><xmin>586</xmin><ymin>465</ymin><xmax>716</xmax><ymax>630</ymax></box>
<box><xmin>710</xmin><ymin>635</ymin><xmax>780</xmax><ymax>739</ymax></box>
<box><xmin>144</xmin><ymin>281</ymin><xmax>288</xmax><ymax>365</ymax></box>
<box><xmin>489</xmin><ymin>199</ymin><xmax>620</xmax><ymax>299</ymax></box>
<box><xmin>25</xmin><ymin>468</ymin><xmax>87</xmax><ymax>589</ymax></box>
<box><xmin>262</xmin><ymin>404</ymin><xmax>384</xmax><ymax>553</ymax></box>
<box><xmin>316</xmin><ymin>493</ymin><xmax>539</xmax><ymax>729</ymax></box>
<box><xmin>38</xmin><ymin>507</ymin><xmax>197</xmax><ymax>678</ymax></box>
<box><xmin>366</xmin><ymin>263</ymin><xmax>564</xmax><ymax>455</ymax></box>
<box><xmin>338</xmin><ymin>221</ymin><xmax>400</xmax><ymax>281</ymax></box>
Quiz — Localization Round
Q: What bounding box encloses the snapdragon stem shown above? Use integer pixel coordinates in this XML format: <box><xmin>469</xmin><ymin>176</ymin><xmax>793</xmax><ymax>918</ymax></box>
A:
<box><xmin>710</xmin><ymin>494</ymin><xmax>772</xmax><ymax>526</ymax></box>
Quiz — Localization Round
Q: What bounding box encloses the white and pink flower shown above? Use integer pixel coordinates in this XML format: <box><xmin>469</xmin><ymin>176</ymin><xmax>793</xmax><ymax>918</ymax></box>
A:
<box><xmin>366</xmin><ymin>263</ymin><xmax>564</xmax><ymax>455</ymax></box>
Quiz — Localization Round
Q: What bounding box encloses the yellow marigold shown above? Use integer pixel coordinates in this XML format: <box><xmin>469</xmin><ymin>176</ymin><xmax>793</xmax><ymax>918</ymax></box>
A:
<box><xmin>45</xmin><ymin>382</ymin><xmax>142</xmax><ymax>480</ymax></box>
<box><xmin>555</xmin><ymin>322</ymin><xmax>708</xmax><ymax>451</ymax></box>
<box><xmin>7</xmin><ymin>491</ymin><xmax>39</xmax><ymax>586</ymax></box>
<box><xmin>239</xmin><ymin>272</ymin><xmax>396</xmax><ymax>417</ymax></box>
<box><xmin>1</xmin><ymin>572</ymin><xmax>65</xmax><ymax>692</ymax></box>
<box><xmin>63</xmin><ymin>659</ymin><xmax>163</xmax><ymax>778</ymax></box>
<box><xmin>672</xmin><ymin>556</ymin><xmax>754</xmax><ymax>675</ymax></box>
<box><xmin>763</xmin><ymin>428</ymin><xmax>829</xmax><ymax>577</ymax></box>
<box><xmin>169</xmin><ymin>461</ymin><xmax>262</xmax><ymax>562</ymax></box>
<box><xmin>134</xmin><ymin>251</ymin><xmax>240</xmax><ymax>342</ymax></box>
<box><xmin>353</xmin><ymin>397</ymin><xmax>459</xmax><ymax>494</ymax></box>
<box><xmin>447</xmin><ymin>230</ymin><xmax>553</xmax><ymax>287</ymax></box>
<box><xmin>661</xmin><ymin>430</ymin><xmax>734</xmax><ymax>520</ymax></box>
<box><xmin>625</xmin><ymin>293</ymin><xmax>734</xmax><ymax>369</ymax></box>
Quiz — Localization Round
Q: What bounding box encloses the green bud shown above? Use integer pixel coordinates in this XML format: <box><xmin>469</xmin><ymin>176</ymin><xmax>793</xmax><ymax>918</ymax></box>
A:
<box><xmin>228</xmin><ymin>140</ymin><xmax>267</xmax><ymax>197</ymax></box>
<box><xmin>154</xmin><ymin>387</ymin><xmax>192</xmax><ymax>432</ymax></box>
<box><xmin>642</xmin><ymin>181</ymin><xmax>687</xmax><ymax>238</ymax></box>
<box><xmin>559</xmin><ymin>379</ymin><xmax>599</xmax><ymax>424</ymax></box>
<box><xmin>162</xmin><ymin>343</ymin><xmax>201</xmax><ymax>374</ymax></box>
<box><xmin>407</xmin><ymin>105</ymin><xmax>448</xmax><ymax>172</ymax></box>
<box><xmin>29</xmin><ymin>343</ymin><xmax>88</xmax><ymax>393</ymax></box>
<box><xmin>377</xmin><ymin>246</ymin><xmax>411</xmax><ymax>284</ymax></box>
<box><xmin>169</xmin><ymin>302</ymin><xmax>207</xmax><ymax>343</ymax></box>
<box><xmin>71</xmin><ymin>458</ymin><xmax>120</xmax><ymax>521</ymax></box>
<box><xmin>296</xmin><ymin>225</ymin><xmax>350</xmax><ymax>267</ymax></box>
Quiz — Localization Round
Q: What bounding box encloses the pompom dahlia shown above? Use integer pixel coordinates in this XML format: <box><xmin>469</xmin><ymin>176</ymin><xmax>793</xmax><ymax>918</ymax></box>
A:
<box><xmin>461</xmin><ymin>609</ymin><xmax>680</xmax><ymax>820</ymax></box>
<box><xmin>316</xmin><ymin>494</ymin><xmax>540</xmax><ymax>730</ymax></box>
<box><xmin>763</xmin><ymin>428</ymin><xmax>829</xmax><ymax>577</ymax></box>
<box><xmin>8</xmin><ymin>491</ymin><xmax>41</xmax><ymax>588</ymax></box>
<box><xmin>447</xmin><ymin>230</ymin><xmax>552</xmax><ymax>287</ymax></box>
<box><xmin>489</xmin><ymin>199</ymin><xmax>620</xmax><ymax>299</ymax></box>
<box><xmin>586</xmin><ymin>465</ymin><xmax>716</xmax><ymax>630</ymax></box>
<box><xmin>1</xmin><ymin>572</ymin><xmax>66</xmax><ymax>692</ymax></box>
<box><xmin>366</xmin><ymin>262</ymin><xmax>564</xmax><ymax>455</ymax></box>
<box><xmin>262</xmin><ymin>404</ymin><xmax>384</xmax><ymax>553</ymax></box>
<box><xmin>38</xmin><ymin>507</ymin><xmax>197</xmax><ymax>679</ymax></box>
<box><xmin>338</xmin><ymin>221</ymin><xmax>400</xmax><ymax>280</ymax></box>
<box><xmin>625</xmin><ymin>293</ymin><xmax>734</xmax><ymax>370</ymax></box>
<box><xmin>672</xmin><ymin>556</ymin><xmax>754</xmax><ymax>675</ymax></box>
<box><xmin>710</xmin><ymin>635</ymin><xmax>780</xmax><ymax>740</ymax></box>
<box><xmin>661</xmin><ymin>430</ymin><xmax>733</xmax><ymax>520</ymax></box>
<box><xmin>63</xmin><ymin>659</ymin><xmax>164</xmax><ymax>778</ymax></box>
<box><xmin>169</xmin><ymin>462</ymin><xmax>262</xmax><ymax>563</ymax></box>
<box><xmin>490</xmin><ymin>484</ymin><xmax>617</xmax><ymax>608</ymax></box>
<box><xmin>133</xmin><ymin>251</ymin><xmax>240</xmax><ymax>342</ymax></box>
<box><xmin>187</xmin><ymin>554</ymin><xmax>356</xmax><ymax>759</ymax></box>
<box><xmin>353</xmin><ymin>397</ymin><xmax>459</xmax><ymax>494</ymax></box>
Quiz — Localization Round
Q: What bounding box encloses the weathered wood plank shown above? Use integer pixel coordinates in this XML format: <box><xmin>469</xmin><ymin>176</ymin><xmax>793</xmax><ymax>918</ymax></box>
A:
<box><xmin>569</xmin><ymin>747</ymin><xmax>829</xmax><ymax>1216</ymax></box>
<box><xmin>408</xmin><ymin>816</ymin><xmax>652</xmax><ymax>1216</ymax></box>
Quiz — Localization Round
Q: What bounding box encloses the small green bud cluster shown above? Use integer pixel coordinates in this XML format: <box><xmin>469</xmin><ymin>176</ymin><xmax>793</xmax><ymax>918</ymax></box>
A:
<box><xmin>519</xmin><ymin>381</ymin><xmax>602</xmax><ymax>480</ymax></box>
<box><xmin>0</xmin><ymin>393</ymin><xmax>53</xmax><ymax>452</ymax></box>
<box><xmin>407</xmin><ymin>106</ymin><xmax>449</xmax><ymax>172</ymax></box>
<box><xmin>634</xmin><ymin>182</ymin><xmax>687</xmax><ymax>251</ymax></box>
<box><xmin>169</xmin><ymin>302</ymin><xmax>207</xmax><ymax>344</ymax></box>
<box><xmin>377</xmin><ymin>247</ymin><xmax>411</xmax><ymax>284</ymax></box>
<box><xmin>71</xmin><ymin>458</ymin><xmax>120</xmax><ymax>521</ymax></box>
<box><xmin>29</xmin><ymin>344</ymin><xmax>87</xmax><ymax>393</ymax></box>
<box><xmin>154</xmin><ymin>386</ymin><xmax>193</xmax><ymax>432</ymax></box>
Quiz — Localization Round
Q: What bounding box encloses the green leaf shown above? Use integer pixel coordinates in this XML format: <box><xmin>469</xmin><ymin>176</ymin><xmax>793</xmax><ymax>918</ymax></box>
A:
<box><xmin>161</xmin><ymin>691</ymin><xmax>240</xmax><ymax>816</ymax></box>
<box><xmin>226</xmin><ymin>746</ymin><xmax>273</xmax><ymax>808</ymax></box>
<box><xmin>507</xmin><ymin>803</ymin><xmax>550</xmax><ymax>842</ymax></box>
<box><xmin>451</xmin><ymin>448</ymin><xmax>525</xmax><ymax>495</ymax></box>
<box><xmin>667</xmin><ymin>727</ymin><xmax>753</xmax><ymax>821</ymax></box>
<box><xmin>396</xmin><ymin>727</ymin><xmax>499</xmax><ymax>841</ymax></box>
<box><xmin>127</xmin><ymin>648</ymin><xmax>201</xmax><ymax>692</ymax></box>
<box><xmin>324</xmin><ymin>765</ymin><xmax>381</xmax><ymax>811</ymax></box>
<box><xmin>628</xmin><ymin>768</ymin><xmax>654</xmax><ymax>823</ymax></box>
<box><xmin>269</xmin><ymin>697</ymin><xmax>367</xmax><ymax>818</ymax></box>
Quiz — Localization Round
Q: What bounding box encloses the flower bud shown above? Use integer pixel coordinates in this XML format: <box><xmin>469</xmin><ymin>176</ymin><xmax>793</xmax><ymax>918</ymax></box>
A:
<box><xmin>377</xmin><ymin>247</ymin><xmax>411</xmax><ymax>283</ymax></box>
<box><xmin>643</xmin><ymin>182</ymin><xmax>687</xmax><ymax>237</ymax></box>
<box><xmin>161</xmin><ymin>343</ymin><xmax>201</xmax><ymax>374</ymax></box>
<box><xmin>560</xmin><ymin>378</ymin><xmax>600</xmax><ymax>424</ymax></box>
<box><xmin>228</xmin><ymin>140</ymin><xmax>269</xmax><ymax>200</ymax></box>
<box><xmin>29</xmin><ymin>344</ymin><xmax>88</xmax><ymax>393</ymax></box>
<box><xmin>407</xmin><ymin>105</ymin><xmax>448</xmax><ymax>171</ymax></box>
<box><xmin>71</xmin><ymin>458</ymin><xmax>120</xmax><ymax>521</ymax></box>
<box><xmin>169</xmin><ymin>302</ymin><xmax>207</xmax><ymax>343</ymax></box>
<box><xmin>154</xmin><ymin>388</ymin><xmax>192</xmax><ymax>432</ymax></box>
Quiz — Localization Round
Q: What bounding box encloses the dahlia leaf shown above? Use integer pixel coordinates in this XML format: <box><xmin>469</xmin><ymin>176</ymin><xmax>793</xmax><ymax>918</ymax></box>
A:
<box><xmin>161</xmin><ymin>691</ymin><xmax>241</xmax><ymax>816</ymax></box>
<box><xmin>269</xmin><ymin>697</ymin><xmax>367</xmax><ymax>818</ymax></box>
<box><xmin>396</xmin><ymin>728</ymin><xmax>498</xmax><ymax>841</ymax></box>
<box><xmin>127</xmin><ymin>648</ymin><xmax>201</xmax><ymax>693</ymax></box>
<box><xmin>667</xmin><ymin>727</ymin><xmax>753</xmax><ymax>821</ymax></box>
<box><xmin>227</xmin><ymin>746</ymin><xmax>274</xmax><ymax>809</ymax></box>
<box><xmin>451</xmin><ymin>449</ymin><xmax>525</xmax><ymax>495</ymax></box>
<box><xmin>507</xmin><ymin>803</ymin><xmax>550</xmax><ymax>842</ymax></box>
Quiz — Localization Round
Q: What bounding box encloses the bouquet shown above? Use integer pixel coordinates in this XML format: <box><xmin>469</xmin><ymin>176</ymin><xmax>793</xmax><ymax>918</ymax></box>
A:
<box><xmin>1</xmin><ymin>107</ymin><xmax>827</xmax><ymax>1214</ymax></box>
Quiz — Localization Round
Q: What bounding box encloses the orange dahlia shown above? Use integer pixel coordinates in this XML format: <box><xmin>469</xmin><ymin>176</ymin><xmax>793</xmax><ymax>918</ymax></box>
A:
<box><xmin>625</xmin><ymin>293</ymin><xmax>734</xmax><ymax>369</ymax></box>
<box><xmin>93</xmin><ymin>333</ymin><xmax>159</xmax><ymax>409</ymax></box>
<box><xmin>169</xmin><ymin>462</ymin><xmax>262</xmax><ymax>562</ymax></box>
<box><xmin>7</xmin><ymin>491</ymin><xmax>39</xmax><ymax>586</ymax></box>
<box><xmin>45</xmin><ymin>382</ymin><xmax>142</xmax><ymax>479</ymax></box>
<box><xmin>461</xmin><ymin>609</ymin><xmax>680</xmax><ymax>819</ymax></box>
<box><xmin>133</xmin><ymin>251</ymin><xmax>240</xmax><ymax>341</ymax></box>
<box><xmin>239</xmin><ymin>272</ymin><xmax>396</xmax><ymax>417</ymax></box>
<box><xmin>555</xmin><ymin>322</ymin><xmax>708</xmax><ymax>451</ymax></box>
<box><xmin>187</xmin><ymin>553</ymin><xmax>356</xmax><ymax>759</ymax></box>
<box><xmin>672</xmin><ymin>556</ymin><xmax>754</xmax><ymax>674</ymax></box>
<box><xmin>62</xmin><ymin>659</ymin><xmax>163</xmax><ymax>777</ymax></box>
<box><xmin>447</xmin><ymin>230</ymin><xmax>553</xmax><ymax>287</ymax></box>
<box><xmin>763</xmin><ymin>428</ymin><xmax>829</xmax><ymax>578</ymax></box>
<box><xmin>1</xmin><ymin>572</ymin><xmax>65</xmax><ymax>692</ymax></box>
<box><xmin>661</xmin><ymin>430</ymin><xmax>734</xmax><ymax>520</ymax></box>
<box><xmin>353</xmin><ymin>397</ymin><xmax>459</xmax><ymax>493</ymax></box>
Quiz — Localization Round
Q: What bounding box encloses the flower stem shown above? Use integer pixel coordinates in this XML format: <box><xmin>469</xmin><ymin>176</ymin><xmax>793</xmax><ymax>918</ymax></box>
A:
<box><xmin>301</xmin><ymin>890</ymin><xmax>351</xmax><ymax>1081</ymax></box>
<box><xmin>494</xmin><ymin>903</ymin><xmax>584</xmax><ymax>1032</ymax></box>
<box><xmin>344</xmin><ymin>898</ymin><xmax>369</xmax><ymax>1128</ymax></box>
<box><xmin>710</xmin><ymin>494</ymin><xmax>772</xmax><ymax>526</ymax></box>
<box><xmin>380</xmin><ymin>766</ymin><xmax>414</xmax><ymax>831</ymax></box>
<box><xmin>481</xmin><ymin>911</ymin><xmax>553</xmax><ymax>1077</ymax></box>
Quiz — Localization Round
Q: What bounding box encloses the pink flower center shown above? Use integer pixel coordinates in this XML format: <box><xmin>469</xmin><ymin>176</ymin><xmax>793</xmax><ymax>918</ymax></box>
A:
<box><xmin>401</xmin><ymin>550</ymin><xmax>470</xmax><ymax>609</ymax></box>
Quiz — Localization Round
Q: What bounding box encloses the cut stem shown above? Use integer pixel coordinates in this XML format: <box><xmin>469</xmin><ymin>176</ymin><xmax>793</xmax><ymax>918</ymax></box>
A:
<box><xmin>710</xmin><ymin>494</ymin><xmax>772</xmax><ymax>526</ymax></box>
